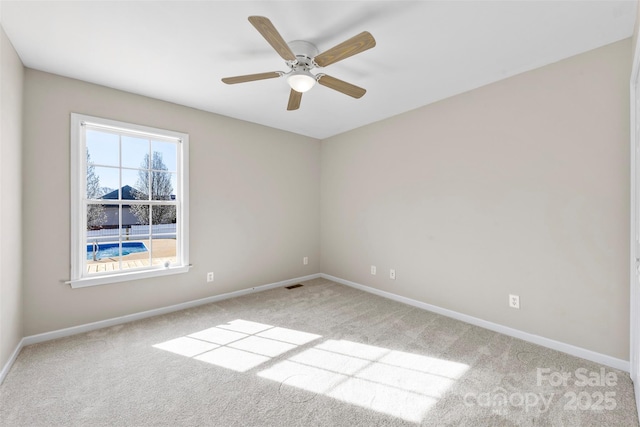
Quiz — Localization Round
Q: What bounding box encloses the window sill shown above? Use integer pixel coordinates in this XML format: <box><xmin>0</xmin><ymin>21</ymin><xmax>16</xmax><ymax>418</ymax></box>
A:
<box><xmin>68</xmin><ymin>265</ymin><xmax>191</xmax><ymax>289</ymax></box>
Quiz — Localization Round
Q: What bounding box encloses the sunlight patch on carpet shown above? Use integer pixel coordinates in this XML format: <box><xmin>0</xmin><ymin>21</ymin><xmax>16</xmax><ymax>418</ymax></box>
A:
<box><xmin>194</xmin><ymin>346</ymin><xmax>271</xmax><ymax>371</ymax></box>
<box><xmin>152</xmin><ymin>336</ymin><xmax>219</xmax><ymax>357</ymax></box>
<box><xmin>152</xmin><ymin>319</ymin><xmax>321</xmax><ymax>372</ymax></box>
<box><xmin>258</xmin><ymin>339</ymin><xmax>469</xmax><ymax>423</ymax></box>
<box><xmin>153</xmin><ymin>320</ymin><xmax>468</xmax><ymax>422</ymax></box>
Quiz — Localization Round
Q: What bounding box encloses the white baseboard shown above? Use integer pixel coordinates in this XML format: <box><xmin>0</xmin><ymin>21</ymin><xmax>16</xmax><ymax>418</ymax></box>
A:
<box><xmin>321</xmin><ymin>273</ymin><xmax>630</xmax><ymax>372</ymax></box>
<box><xmin>2</xmin><ymin>271</ymin><xmax>628</xmax><ymax>385</ymax></box>
<box><xmin>0</xmin><ymin>273</ymin><xmax>319</xmax><ymax>384</ymax></box>
<box><xmin>22</xmin><ymin>273</ymin><xmax>321</xmax><ymax>347</ymax></box>
<box><xmin>0</xmin><ymin>337</ymin><xmax>25</xmax><ymax>385</ymax></box>
<box><xmin>636</xmin><ymin>378</ymin><xmax>640</xmax><ymax>419</ymax></box>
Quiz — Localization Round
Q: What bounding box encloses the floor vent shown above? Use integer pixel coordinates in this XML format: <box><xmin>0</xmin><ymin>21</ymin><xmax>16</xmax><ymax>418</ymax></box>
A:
<box><xmin>285</xmin><ymin>284</ymin><xmax>303</xmax><ymax>290</ymax></box>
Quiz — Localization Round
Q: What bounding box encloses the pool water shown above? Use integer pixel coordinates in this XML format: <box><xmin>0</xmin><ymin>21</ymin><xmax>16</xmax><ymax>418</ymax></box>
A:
<box><xmin>86</xmin><ymin>242</ymin><xmax>148</xmax><ymax>260</ymax></box>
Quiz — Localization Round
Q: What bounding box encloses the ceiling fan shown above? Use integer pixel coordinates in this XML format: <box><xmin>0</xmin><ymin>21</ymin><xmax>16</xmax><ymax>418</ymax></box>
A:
<box><xmin>222</xmin><ymin>16</ymin><xmax>376</xmax><ymax>111</ymax></box>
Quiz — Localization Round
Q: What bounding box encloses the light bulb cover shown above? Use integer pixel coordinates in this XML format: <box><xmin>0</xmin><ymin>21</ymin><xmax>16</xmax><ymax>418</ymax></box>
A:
<box><xmin>287</xmin><ymin>70</ymin><xmax>316</xmax><ymax>93</ymax></box>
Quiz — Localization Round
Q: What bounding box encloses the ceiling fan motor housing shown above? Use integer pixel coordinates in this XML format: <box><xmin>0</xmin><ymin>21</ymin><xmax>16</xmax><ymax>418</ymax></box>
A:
<box><xmin>287</xmin><ymin>40</ymin><xmax>319</xmax><ymax>71</ymax></box>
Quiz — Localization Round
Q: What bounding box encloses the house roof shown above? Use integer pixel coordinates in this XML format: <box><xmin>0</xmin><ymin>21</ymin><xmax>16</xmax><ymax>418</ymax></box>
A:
<box><xmin>102</xmin><ymin>185</ymin><xmax>136</xmax><ymax>200</ymax></box>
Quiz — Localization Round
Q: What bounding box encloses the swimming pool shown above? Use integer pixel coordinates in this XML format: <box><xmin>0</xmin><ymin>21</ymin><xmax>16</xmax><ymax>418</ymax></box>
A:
<box><xmin>86</xmin><ymin>242</ymin><xmax>148</xmax><ymax>260</ymax></box>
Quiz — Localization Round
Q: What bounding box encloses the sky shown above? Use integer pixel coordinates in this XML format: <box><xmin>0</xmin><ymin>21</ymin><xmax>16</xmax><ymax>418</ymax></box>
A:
<box><xmin>86</xmin><ymin>128</ymin><xmax>178</xmax><ymax>194</ymax></box>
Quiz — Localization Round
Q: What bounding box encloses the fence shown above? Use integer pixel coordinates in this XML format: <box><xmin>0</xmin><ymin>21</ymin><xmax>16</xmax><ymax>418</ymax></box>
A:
<box><xmin>87</xmin><ymin>223</ymin><xmax>176</xmax><ymax>239</ymax></box>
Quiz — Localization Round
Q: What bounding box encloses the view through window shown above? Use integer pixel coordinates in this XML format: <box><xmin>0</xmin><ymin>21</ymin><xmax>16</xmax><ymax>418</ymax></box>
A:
<box><xmin>70</xmin><ymin>113</ymin><xmax>189</xmax><ymax>287</ymax></box>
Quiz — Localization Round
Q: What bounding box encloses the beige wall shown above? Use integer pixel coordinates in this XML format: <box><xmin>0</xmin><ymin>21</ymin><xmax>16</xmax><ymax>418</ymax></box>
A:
<box><xmin>22</xmin><ymin>70</ymin><xmax>321</xmax><ymax>335</ymax></box>
<box><xmin>633</xmin><ymin>0</ymin><xmax>640</xmax><ymax>55</ymax></box>
<box><xmin>0</xmin><ymin>25</ymin><xmax>24</xmax><ymax>367</ymax></box>
<box><xmin>12</xmin><ymin>34</ymin><xmax>635</xmax><ymax>362</ymax></box>
<box><xmin>321</xmin><ymin>39</ymin><xmax>631</xmax><ymax>359</ymax></box>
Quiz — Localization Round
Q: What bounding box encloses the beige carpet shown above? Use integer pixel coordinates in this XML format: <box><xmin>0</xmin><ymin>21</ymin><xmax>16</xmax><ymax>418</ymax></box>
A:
<box><xmin>1</xmin><ymin>277</ymin><xmax>638</xmax><ymax>426</ymax></box>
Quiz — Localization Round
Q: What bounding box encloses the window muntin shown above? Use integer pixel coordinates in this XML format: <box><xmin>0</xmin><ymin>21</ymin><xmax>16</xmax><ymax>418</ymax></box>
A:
<box><xmin>71</xmin><ymin>114</ymin><xmax>189</xmax><ymax>287</ymax></box>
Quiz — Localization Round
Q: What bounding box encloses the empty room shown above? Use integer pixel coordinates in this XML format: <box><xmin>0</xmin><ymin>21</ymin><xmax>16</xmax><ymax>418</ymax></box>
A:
<box><xmin>2</xmin><ymin>1</ymin><xmax>640</xmax><ymax>425</ymax></box>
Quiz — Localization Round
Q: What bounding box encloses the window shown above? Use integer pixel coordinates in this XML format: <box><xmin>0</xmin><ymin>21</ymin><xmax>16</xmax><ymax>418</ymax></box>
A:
<box><xmin>70</xmin><ymin>113</ymin><xmax>189</xmax><ymax>288</ymax></box>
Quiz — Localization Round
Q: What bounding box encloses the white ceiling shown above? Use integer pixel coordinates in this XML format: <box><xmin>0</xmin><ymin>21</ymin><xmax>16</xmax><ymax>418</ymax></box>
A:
<box><xmin>1</xmin><ymin>1</ymin><xmax>637</xmax><ymax>139</ymax></box>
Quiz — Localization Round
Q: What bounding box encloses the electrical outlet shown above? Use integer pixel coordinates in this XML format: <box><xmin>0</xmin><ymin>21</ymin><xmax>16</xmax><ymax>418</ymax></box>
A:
<box><xmin>303</xmin><ymin>256</ymin><xmax>308</xmax><ymax>265</ymax></box>
<box><xmin>207</xmin><ymin>272</ymin><xmax>214</xmax><ymax>282</ymax></box>
<box><xmin>390</xmin><ymin>269</ymin><xmax>396</xmax><ymax>280</ymax></box>
<box><xmin>371</xmin><ymin>265</ymin><xmax>376</xmax><ymax>275</ymax></box>
<box><xmin>509</xmin><ymin>294</ymin><xmax>520</xmax><ymax>309</ymax></box>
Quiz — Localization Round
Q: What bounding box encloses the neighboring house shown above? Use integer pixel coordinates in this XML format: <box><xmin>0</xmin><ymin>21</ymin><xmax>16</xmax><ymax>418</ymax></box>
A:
<box><xmin>100</xmin><ymin>185</ymin><xmax>140</xmax><ymax>228</ymax></box>
<box><xmin>97</xmin><ymin>185</ymin><xmax>177</xmax><ymax>234</ymax></box>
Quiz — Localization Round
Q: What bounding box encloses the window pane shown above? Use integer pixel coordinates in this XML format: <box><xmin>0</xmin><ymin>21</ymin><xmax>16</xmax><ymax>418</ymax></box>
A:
<box><xmin>129</xmin><ymin>205</ymin><xmax>151</xmax><ymax>233</ymax></box>
<box><xmin>121</xmin><ymin>169</ymin><xmax>145</xmax><ymax>201</ymax></box>
<box><xmin>120</xmin><ymin>203</ymin><xmax>140</xmax><ymax>229</ymax></box>
<box><xmin>151</xmin><ymin>171</ymin><xmax>176</xmax><ymax>201</ymax></box>
<box><xmin>88</xmin><ymin>166</ymin><xmax>119</xmax><ymax>200</ymax></box>
<box><xmin>152</xmin><ymin>206</ymin><xmax>177</xmax><ymax>236</ymax></box>
<box><xmin>120</xmin><ymin>236</ymin><xmax>150</xmax><ymax>271</ymax></box>
<box><xmin>151</xmin><ymin>237</ymin><xmax>176</xmax><ymax>268</ymax></box>
<box><xmin>86</xmin><ymin>237</ymin><xmax>118</xmax><ymax>262</ymax></box>
<box><xmin>86</xmin><ymin>238</ymin><xmax>122</xmax><ymax>274</ymax></box>
<box><xmin>87</xmin><ymin>203</ymin><xmax>118</xmax><ymax>232</ymax></box>
<box><xmin>86</xmin><ymin>130</ymin><xmax>119</xmax><ymax>166</ymax></box>
<box><xmin>150</xmin><ymin>204</ymin><xmax>176</xmax><ymax>227</ymax></box>
<box><xmin>151</xmin><ymin>204</ymin><xmax>176</xmax><ymax>266</ymax></box>
<box><xmin>121</xmin><ymin>136</ymin><xmax>149</xmax><ymax>169</ymax></box>
<box><xmin>152</xmin><ymin>141</ymin><xmax>177</xmax><ymax>172</ymax></box>
<box><xmin>170</xmin><ymin>174</ymin><xmax>178</xmax><ymax>200</ymax></box>
<box><xmin>151</xmin><ymin>205</ymin><xmax>176</xmax><ymax>267</ymax></box>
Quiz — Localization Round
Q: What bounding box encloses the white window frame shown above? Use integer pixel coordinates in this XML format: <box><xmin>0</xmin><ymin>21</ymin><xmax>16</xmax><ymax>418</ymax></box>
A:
<box><xmin>70</xmin><ymin>113</ymin><xmax>190</xmax><ymax>288</ymax></box>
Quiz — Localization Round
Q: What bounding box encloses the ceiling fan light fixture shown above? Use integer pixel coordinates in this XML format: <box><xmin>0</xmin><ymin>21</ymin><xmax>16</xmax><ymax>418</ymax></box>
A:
<box><xmin>287</xmin><ymin>70</ymin><xmax>316</xmax><ymax>93</ymax></box>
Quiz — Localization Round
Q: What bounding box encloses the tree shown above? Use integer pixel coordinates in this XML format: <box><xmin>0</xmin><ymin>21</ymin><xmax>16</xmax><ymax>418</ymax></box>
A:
<box><xmin>130</xmin><ymin>152</ymin><xmax>176</xmax><ymax>225</ymax></box>
<box><xmin>86</xmin><ymin>152</ymin><xmax>107</xmax><ymax>229</ymax></box>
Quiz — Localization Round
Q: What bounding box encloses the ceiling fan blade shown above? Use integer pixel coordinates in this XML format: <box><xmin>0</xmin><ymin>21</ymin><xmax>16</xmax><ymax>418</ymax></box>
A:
<box><xmin>317</xmin><ymin>74</ymin><xmax>366</xmax><ymax>99</ymax></box>
<box><xmin>221</xmin><ymin>72</ymin><xmax>281</xmax><ymax>85</ymax></box>
<box><xmin>287</xmin><ymin>89</ymin><xmax>302</xmax><ymax>111</ymax></box>
<box><xmin>314</xmin><ymin>31</ymin><xmax>376</xmax><ymax>67</ymax></box>
<box><xmin>248</xmin><ymin>16</ymin><xmax>296</xmax><ymax>62</ymax></box>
